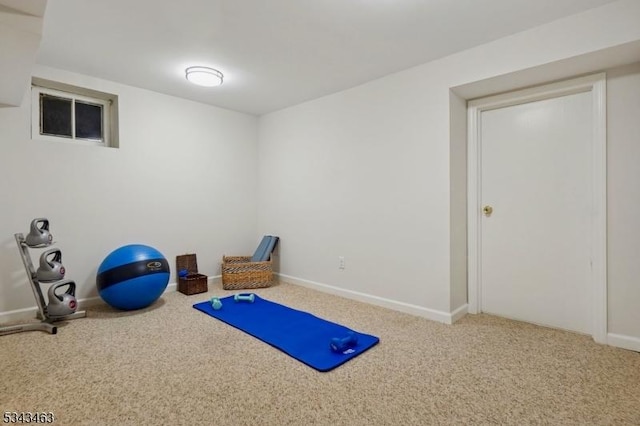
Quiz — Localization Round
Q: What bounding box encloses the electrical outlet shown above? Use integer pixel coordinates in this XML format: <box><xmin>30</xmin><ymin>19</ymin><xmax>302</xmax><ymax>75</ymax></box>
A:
<box><xmin>338</xmin><ymin>256</ymin><xmax>345</xmax><ymax>270</ymax></box>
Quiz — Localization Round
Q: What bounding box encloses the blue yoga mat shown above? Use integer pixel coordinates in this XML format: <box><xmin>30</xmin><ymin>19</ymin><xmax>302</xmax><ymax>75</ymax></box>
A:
<box><xmin>193</xmin><ymin>295</ymin><xmax>379</xmax><ymax>372</ymax></box>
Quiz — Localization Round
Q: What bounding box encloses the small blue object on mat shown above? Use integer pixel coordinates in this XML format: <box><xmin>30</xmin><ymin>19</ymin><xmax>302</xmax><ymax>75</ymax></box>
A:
<box><xmin>193</xmin><ymin>294</ymin><xmax>379</xmax><ymax>372</ymax></box>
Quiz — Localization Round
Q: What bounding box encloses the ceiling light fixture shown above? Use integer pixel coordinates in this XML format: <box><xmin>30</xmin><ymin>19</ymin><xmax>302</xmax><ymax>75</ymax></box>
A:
<box><xmin>185</xmin><ymin>66</ymin><xmax>224</xmax><ymax>87</ymax></box>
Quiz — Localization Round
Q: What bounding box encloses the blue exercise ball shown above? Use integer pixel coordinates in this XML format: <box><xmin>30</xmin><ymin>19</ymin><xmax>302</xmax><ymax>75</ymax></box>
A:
<box><xmin>96</xmin><ymin>244</ymin><xmax>170</xmax><ymax>311</ymax></box>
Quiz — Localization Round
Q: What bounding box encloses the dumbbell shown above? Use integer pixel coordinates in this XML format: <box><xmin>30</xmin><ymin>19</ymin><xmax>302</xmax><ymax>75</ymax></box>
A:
<box><xmin>330</xmin><ymin>331</ymin><xmax>358</xmax><ymax>353</ymax></box>
<box><xmin>234</xmin><ymin>293</ymin><xmax>255</xmax><ymax>303</ymax></box>
<box><xmin>210</xmin><ymin>297</ymin><xmax>222</xmax><ymax>310</ymax></box>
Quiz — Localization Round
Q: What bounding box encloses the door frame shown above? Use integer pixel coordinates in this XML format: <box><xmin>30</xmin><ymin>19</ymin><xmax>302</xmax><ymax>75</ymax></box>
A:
<box><xmin>466</xmin><ymin>73</ymin><xmax>607</xmax><ymax>344</ymax></box>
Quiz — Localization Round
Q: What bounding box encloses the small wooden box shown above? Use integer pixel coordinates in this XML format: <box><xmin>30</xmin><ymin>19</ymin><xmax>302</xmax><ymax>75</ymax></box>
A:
<box><xmin>176</xmin><ymin>254</ymin><xmax>208</xmax><ymax>295</ymax></box>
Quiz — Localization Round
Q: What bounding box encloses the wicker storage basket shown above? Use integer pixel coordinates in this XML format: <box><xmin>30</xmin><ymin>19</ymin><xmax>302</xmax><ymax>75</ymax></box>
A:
<box><xmin>221</xmin><ymin>255</ymin><xmax>273</xmax><ymax>290</ymax></box>
<box><xmin>176</xmin><ymin>254</ymin><xmax>208</xmax><ymax>295</ymax></box>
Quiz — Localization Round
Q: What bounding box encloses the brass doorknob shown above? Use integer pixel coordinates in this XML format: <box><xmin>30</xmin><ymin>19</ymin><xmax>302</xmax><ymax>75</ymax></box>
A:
<box><xmin>483</xmin><ymin>205</ymin><xmax>493</xmax><ymax>216</ymax></box>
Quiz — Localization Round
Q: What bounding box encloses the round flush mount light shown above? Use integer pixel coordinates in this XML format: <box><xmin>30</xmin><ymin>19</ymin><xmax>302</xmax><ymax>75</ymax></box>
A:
<box><xmin>185</xmin><ymin>66</ymin><xmax>224</xmax><ymax>87</ymax></box>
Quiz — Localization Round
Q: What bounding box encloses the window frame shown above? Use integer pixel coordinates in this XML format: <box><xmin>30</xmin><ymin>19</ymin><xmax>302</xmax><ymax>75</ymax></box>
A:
<box><xmin>31</xmin><ymin>81</ymin><xmax>116</xmax><ymax>148</ymax></box>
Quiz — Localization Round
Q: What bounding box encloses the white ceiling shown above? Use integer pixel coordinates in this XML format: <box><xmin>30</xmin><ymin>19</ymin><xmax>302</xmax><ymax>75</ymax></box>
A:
<box><xmin>36</xmin><ymin>0</ymin><xmax>618</xmax><ymax>116</ymax></box>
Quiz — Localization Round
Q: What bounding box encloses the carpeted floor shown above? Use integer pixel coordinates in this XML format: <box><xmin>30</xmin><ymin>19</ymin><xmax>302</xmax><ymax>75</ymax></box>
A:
<box><xmin>1</xmin><ymin>281</ymin><xmax>639</xmax><ymax>425</ymax></box>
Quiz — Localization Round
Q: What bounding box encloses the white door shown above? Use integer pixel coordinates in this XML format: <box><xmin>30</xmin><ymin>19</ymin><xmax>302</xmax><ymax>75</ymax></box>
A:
<box><xmin>478</xmin><ymin>90</ymin><xmax>593</xmax><ymax>334</ymax></box>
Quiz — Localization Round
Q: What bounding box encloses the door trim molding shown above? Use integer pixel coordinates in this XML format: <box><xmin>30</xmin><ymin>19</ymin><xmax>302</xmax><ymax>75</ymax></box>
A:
<box><xmin>466</xmin><ymin>73</ymin><xmax>607</xmax><ymax>344</ymax></box>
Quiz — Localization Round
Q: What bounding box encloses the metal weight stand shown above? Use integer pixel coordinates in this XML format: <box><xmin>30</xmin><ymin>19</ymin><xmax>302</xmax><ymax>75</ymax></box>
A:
<box><xmin>0</xmin><ymin>233</ymin><xmax>86</xmax><ymax>335</ymax></box>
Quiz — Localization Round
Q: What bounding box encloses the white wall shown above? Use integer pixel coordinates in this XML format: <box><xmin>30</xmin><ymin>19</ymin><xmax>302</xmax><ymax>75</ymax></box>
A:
<box><xmin>258</xmin><ymin>0</ymin><xmax>640</xmax><ymax>332</ymax></box>
<box><xmin>0</xmin><ymin>2</ymin><xmax>44</xmax><ymax>106</ymax></box>
<box><xmin>448</xmin><ymin>91</ymin><xmax>467</xmax><ymax>313</ymax></box>
<box><xmin>607</xmin><ymin>62</ymin><xmax>640</xmax><ymax>342</ymax></box>
<box><xmin>0</xmin><ymin>65</ymin><xmax>259</xmax><ymax>315</ymax></box>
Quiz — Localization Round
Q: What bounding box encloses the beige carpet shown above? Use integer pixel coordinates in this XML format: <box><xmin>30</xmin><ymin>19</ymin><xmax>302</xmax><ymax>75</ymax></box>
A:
<box><xmin>1</xmin><ymin>281</ymin><xmax>639</xmax><ymax>425</ymax></box>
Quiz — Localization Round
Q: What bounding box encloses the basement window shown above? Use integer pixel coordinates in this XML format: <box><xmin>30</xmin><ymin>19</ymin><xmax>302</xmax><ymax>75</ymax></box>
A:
<box><xmin>31</xmin><ymin>78</ymin><xmax>119</xmax><ymax>148</ymax></box>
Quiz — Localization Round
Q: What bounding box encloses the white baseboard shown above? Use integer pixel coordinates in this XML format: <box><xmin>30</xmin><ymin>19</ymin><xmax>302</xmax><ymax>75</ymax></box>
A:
<box><xmin>277</xmin><ymin>273</ymin><xmax>467</xmax><ymax>325</ymax></box>
<box><xmin>607</xmin><ymin>333</ymin><xmax>640</xmax><ymax>352</ymax></box>
<box><xmin>450</xmin><ymin>303</ymin><xmax>469</xmax><ymax>323</ymax></box>
<box><xmin>0</xmin><ymin>305</ymin><xmax>41</xmax><ymax>324</ymax></box>
<box><xmin>0</xmin><ymin>295</ymin><xmax>103</xmax><ymax>324</ymax></box>
<box><xmin>0</xmin><ymin>275</ymin><xmax>222</xmax><ymax>324</ymax></box>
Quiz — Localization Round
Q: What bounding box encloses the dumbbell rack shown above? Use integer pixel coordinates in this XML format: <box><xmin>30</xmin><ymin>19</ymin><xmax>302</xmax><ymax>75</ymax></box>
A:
<box><xmin>0</xmin><ymin>234</ymin><xmax>86</xmax><ymax>335</ymax></box>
